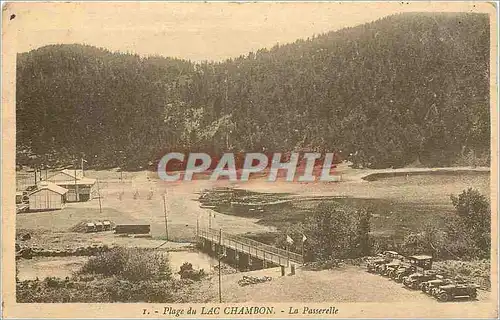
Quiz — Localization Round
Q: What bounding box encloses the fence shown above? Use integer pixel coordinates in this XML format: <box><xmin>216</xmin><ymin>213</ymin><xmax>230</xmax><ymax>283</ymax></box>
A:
<box><xmin>198</xmin><ymin>228</ymin><xmax>303</xmax><ymax>265</ymax></box>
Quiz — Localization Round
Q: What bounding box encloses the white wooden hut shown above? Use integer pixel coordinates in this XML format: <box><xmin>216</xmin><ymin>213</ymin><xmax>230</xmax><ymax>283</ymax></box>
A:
<box><xmin>28</xmin><ymin>182</ymin><xmax>68</xmax><ymax>211</ymax></box>
<box><xmin>47</xmin><ymin>169</ymin><xmax>96</xmax><ymax>202</ymax></box>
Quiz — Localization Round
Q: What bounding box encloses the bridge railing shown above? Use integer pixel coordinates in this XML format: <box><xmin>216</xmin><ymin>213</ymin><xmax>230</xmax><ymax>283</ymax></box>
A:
<box><xmin>198</xmin><ymin>228</ymin><xmax>303</xmax><ymax>264</ymax></box>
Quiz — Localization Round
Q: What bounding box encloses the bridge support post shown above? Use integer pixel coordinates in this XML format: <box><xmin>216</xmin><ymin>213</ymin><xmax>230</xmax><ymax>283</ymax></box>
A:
<box><xmin>280</xmin><ymin>265</ymin><xmax>285</xmax><ymax>276</ymax></box>
<box><xmin>250</xmin><ymin>257</ymin><xmax>264</xmax><ymax>270</ymax></box>
<box><xmin>201</xmin><ymin>239</ymin><xmax>211</xmax><ymax>253</ymax></box>
<box><xmin>226</xmin><ymin>248</ymin><xmax>237</xmax><ymax>265</ymax></box>
<box><xmin>238</xmin><ymin>252</ymin><xmax>250</xmax><ymax>271</ymax></box>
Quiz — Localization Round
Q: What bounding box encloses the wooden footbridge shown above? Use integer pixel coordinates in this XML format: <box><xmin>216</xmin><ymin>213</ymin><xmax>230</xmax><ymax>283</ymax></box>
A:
<box><xmin>197</xmin><ymin>228</ymin><xmax>303</xmax><ymax>269</ymax></box>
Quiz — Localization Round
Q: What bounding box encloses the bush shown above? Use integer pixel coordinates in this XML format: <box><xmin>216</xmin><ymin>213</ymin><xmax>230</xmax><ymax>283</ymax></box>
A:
<box><xmin>78</xmin><ymin>247</ymin><xmax>171</xmax><ymax>281</ymax></box>
<box><xmin>301</xmin><ymin>203</ymin><xmax>372</xmax><ymax>261</ymax></box>
<box><xmin>79</xmin><ymin>247</ymin><xmax>128</xmax><ymax>277</ymax></box>
<box><xmin>433</xmin><ymin>260</ymin><xmax>490</xmax><ymax>290</ymax></box>
<box><xmin>303</xmin><ymin>259</ymin><xmax>341</xmax><ymax>271</ymax></box>
<box><xmin>121</xmin><ymin>249</ymin><xmax>170</xmax><ymax>282</ymax></box>
<box><xmin>16</xmin><ymin>277</ymin><xmax>178</xmax><ymax>303</ymax></box>
<box><xmin>178</xmin><ymin>262</ymin><xmax>206</xmax><ymax>281</ymax></box>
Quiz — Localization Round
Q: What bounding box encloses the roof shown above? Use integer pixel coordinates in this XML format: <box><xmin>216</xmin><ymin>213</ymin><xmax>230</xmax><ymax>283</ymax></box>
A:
<box><xmin>409</xmin><ymin>255</ymin><xmax>433</xmax><ymax>260</ymax></box>
<box><xmin>29</xmin><ymin>182</ymin><xmax>68</xmax><ymax>195</ymax></box>
<box><xmin>47</xmin><ymin>169</ymin><xmax>84</xmax><ymax>180</ymax></box>
<box><xmin>61</xmin><ymin>169</ymin><xmax>83</xmax><ymax>179</ymax></box>
<box><xmin>56</xmin><ymin>177</ymin><xmax>96</xmax><ymax>185</ymax></box>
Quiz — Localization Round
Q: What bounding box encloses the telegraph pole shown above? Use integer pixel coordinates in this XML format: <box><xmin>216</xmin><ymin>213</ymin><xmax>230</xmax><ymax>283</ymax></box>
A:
<box><xmin>81</xmin><ymin>158</ymin><xmax>85</xmax><ymax>177</ymax></box>
<box><xmin>96</xmin><ymin>179</ymin><xmax>102</xmax><ymax>214</ymax></box>
<box><xmin>74</xmin><ymin>161</ymin><xmax>79</xmax><ymax>202</ymax></box>
<box><xmin>225</xmin><ymin>72</ymin><xmax>229</xmax><ymax>150</ymax></box>
<box><xmin>218</xmin><ymin>228</ymin><xmax>222</xmax><ymax>303</ymax></box>
<box><xmin>286</xmin><ymin>243</ymin><xmax>290</xmax><ymax>267</ymax></box>
<box><xmin>301</xmin><ymin>240</ymin><xmax>305</xmax><ymax>266</ymax></box>
<box><xmin>196</xmin><ymin>217</ymin><xmax>199</xmax><ymax>238</ymax></box>
<box><xmin>163</xmin><ymin>192</ymin><xmax>169</xmax><ymax>240</ymax></box>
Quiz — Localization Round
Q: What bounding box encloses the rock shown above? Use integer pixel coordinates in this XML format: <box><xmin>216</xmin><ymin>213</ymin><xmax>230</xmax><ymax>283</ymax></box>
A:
<box><xmin>20</xmin><ymin>233</ymin><xmax>31</xmax><ymax>241</ymax></box>
<box><xmin>20</xmin><ymin>248</ymin><xmax>33</xmax><ymax>259</ymax></box>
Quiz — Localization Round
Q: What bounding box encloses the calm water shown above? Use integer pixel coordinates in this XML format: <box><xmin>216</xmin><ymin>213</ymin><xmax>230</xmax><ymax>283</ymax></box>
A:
<box><xmin>17</xmin><ymin>251</ymin><xmax>218</xmax><ymax>281</ymax></box>
<box><xmin>168</xmin><ymin>251</ymin><xmax>218</xmax><ymax>278</ymax></box>
<box><xmin>197</xmin><ymin>172</ymin><xmax>490</xmax><ymax>241</ymax></box>
<box><xmin>17</xmin><ymin>256</ymin><xmax>88</xmax><ymax>281</ymax></box>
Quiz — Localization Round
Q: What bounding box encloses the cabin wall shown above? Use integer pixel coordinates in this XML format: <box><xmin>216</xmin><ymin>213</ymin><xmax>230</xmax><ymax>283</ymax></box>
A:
<box><xmin>56</xmin><ymin>183</ymin><xmax>95</xmax><ymax>202</ymax></box>
<box><xmin>29</xmin><ymin>189</ymin><xmax>63</xmax><ymax>210</ymax></box>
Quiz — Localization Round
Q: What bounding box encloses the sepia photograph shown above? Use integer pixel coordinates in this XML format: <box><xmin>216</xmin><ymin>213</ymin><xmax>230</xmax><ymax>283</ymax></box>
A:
<box><xmin>1</xmin><ymin>1</ymin><xmax>498</xmax><ymax>318</ymax></box>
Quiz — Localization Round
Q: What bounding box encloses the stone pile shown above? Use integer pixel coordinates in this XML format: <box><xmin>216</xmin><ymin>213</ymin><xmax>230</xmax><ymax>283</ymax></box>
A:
<box><xmin>237</xmin><ymin>275</ymin><xmax>272</xmax><ymax>286</ymax></box>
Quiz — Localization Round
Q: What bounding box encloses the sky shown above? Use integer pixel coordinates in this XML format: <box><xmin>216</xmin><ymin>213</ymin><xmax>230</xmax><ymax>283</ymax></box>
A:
<box><xmin>4</xmin><ymin>2</ymin><xmax>490</xmax><ymax>62</ymax></box>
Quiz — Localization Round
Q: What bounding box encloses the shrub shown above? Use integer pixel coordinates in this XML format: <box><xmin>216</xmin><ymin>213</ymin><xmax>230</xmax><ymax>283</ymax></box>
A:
<box><xmin>178</xmin><ymin>262</ymin><xmax>206</xmax><ymax>281</ymax></box>
<box><xmin>78</xmin><ymin>247</ymin><xmax>171</xmax><ymax>281</ymax></box>
<box><xmin>16</xmin><ymin>277</ymin><xmax>178</xmax><ymax>303</ymax></box>
<box><xmin>121</xmin><ymin>249</ymin><xmax>170</xmax><ymax>281</ymax></box>
<box><xmin>301</xmin><ymin>203</ymin><xmax>372</xmax><ymax>261</ymax></box>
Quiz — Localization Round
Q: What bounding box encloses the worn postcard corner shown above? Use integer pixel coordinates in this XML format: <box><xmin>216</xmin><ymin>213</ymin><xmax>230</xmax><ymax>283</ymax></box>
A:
<box><xmin>1</xmin><ymin>1</ymin><xmax>498</xmax><ymax>319</ymax></box>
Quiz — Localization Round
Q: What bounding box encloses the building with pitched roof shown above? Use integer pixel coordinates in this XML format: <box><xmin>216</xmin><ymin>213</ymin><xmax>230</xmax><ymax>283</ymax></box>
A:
<box><xmin>28</xmin><ymin>182</ymin><xmax>68</xmax><ymax>211</ymax></box>
<box><xmin>47</xmin><ymin>169</ymin><xmax>96</xmax><ymax>202</ymax></box>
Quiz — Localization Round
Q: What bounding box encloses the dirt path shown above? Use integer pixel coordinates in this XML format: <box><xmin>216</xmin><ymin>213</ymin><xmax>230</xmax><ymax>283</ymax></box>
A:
<box><xmin>192</xmin><ymin>265</ymin><xmax>491</xmax><ymax>304</ymax></box>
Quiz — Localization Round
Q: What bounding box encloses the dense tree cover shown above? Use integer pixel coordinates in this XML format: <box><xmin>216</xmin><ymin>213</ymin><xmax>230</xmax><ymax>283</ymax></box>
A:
<box><xmin>402</xmin><ymin>188</ymin><xmax>490</xmax><ymax>259</ymax></box>
<box><xmin>280</xmin><ymin>188</ymin><xmax>490</xmax><ymax>261</ymax></box>
<box><xmin>16</xmin><ymin>13</ymin><xmax>490</xmax><ymax>170</ymax></box>
<box><xmin>275</xmin><ymin>203</ymin><xmax>371</xmax><ymax>261</ymax></box>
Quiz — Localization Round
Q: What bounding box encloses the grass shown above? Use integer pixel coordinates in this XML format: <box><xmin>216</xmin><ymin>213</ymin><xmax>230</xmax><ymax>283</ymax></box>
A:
<box><xmin>78</xmin><ymin>247</ymin><xmax>171</xmax><ymax>281</ymax></box>
<box><xmin>16</xmin><ymin>276</ymin><xmax>189</xmax><ymax>303</ymax></box>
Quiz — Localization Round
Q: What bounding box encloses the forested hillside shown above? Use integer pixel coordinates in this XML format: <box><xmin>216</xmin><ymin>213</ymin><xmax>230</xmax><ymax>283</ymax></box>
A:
<box><xmin>16</xmin><ymin>12</ymin><xmax>490</xmax><ymax>170</ymax></box>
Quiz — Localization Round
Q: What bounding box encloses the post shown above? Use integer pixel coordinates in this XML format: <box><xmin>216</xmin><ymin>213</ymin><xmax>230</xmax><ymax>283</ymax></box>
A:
<box><xmin>218</xmin><ymin>228</ymin><xmax>222</xmax><ymax>303</ymax></box>
<box><xmin>81</xmin><ymin>158</ymin><xmax>84</xmax><ymax>177</ymax></box>
<box><xmin>96</xmin><ymin>179</ymin><xmax>102</xmax><ymax>214</ymax></box>
<box><xmin>286</xmin><ymin>243</ymin><xmax>290</xmax><ymax>267</ymax></box>
<box><xmin>163</xmin><ymin>193</ymin><xmax>168</xmax><ymax>240</ymax></box>
<box><xmin>196</xmin><ymin>217</ymin><xmax>199</xmax><ymax>238</ymax></box>
<box><xmin>209</xmin><ymin>212</ymin><xmax>212</xmax><ymax>229</ymax></box>
<box><xmin>34</xmin><ymin>169</ymin><xmax>37</xmax><ymax>185</ymax></box>
<box><xmin>74</xmin><ymin>165</ymin><xmax>79</xmax><ymax>202</ymax></box>
<box><xmin>301</xmin><ymin>241</ymin><xmax>305</xmax><ymax>265</ymax></box>
<box><xmin>225</xmin><ymin>72</ymin><xmax>229</xmax><ymax>149</ymax></box>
